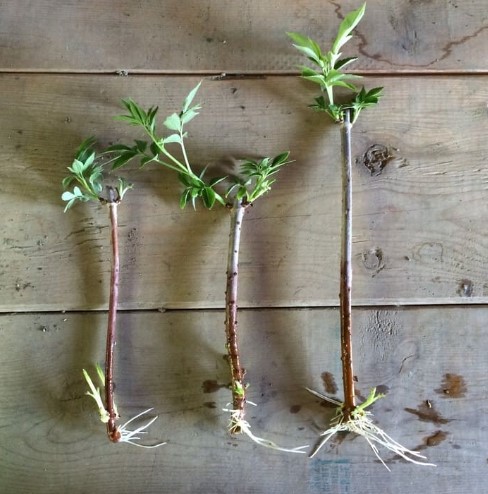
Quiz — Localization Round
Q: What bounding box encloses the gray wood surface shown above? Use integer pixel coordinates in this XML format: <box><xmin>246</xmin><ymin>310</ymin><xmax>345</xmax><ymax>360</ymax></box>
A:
<box><xmin>0</xmin><ymin>1</ymin><xmax>487</xmax><ymax>73</ymax></box>
<box><xmin>1</xmin><ymin>1</ymin><xmax>487</xmax><ymax>492</ymax></box>
<box><xmin>0</xmin><ymin>308</ymin><xmax>485</xmax><ymax>493</ymax></box>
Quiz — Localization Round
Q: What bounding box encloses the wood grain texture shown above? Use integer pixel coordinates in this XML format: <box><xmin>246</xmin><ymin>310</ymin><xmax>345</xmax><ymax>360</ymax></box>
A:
<box><xmin>0</xmin><ymin>308</ymin><xmax>485</xmax><ymax>493</ymax></box>
<box><xmin>1</xmin><ymin>75</ymin><xmax>487</xmax><ymax>311</ymax></box>
<box><xmin>0</xmin><ymin>1</ymin><xmax>487</xmax><ymax>73</ymax></box>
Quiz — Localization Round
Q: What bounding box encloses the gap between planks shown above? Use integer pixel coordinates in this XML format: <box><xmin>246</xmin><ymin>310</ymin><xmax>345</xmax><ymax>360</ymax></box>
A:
<box><xmin>1</xmin><ymin>69</ymin><xmax>488</xmax><ymax>77</ymax></box>
<box><xmin>4</xmin><ymin>301</ymin><xmax>488</xmax><ymax>317</ymax></box>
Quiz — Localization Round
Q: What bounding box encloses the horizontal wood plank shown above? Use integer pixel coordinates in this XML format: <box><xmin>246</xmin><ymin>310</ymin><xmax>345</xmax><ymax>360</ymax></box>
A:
<box><xmin>0</xmin><ymin>307</ymin><xmax>485</xmax><ymax>493</ymax></box>
<box><xmin>0</xmin><ymin>1</ymin><xmax>487</xmax><ymax>73</ymax></box>
<box><xmin>1</xmin><ymin>75</ymin><xmax>487</xmax><ymax>311</ymax></box>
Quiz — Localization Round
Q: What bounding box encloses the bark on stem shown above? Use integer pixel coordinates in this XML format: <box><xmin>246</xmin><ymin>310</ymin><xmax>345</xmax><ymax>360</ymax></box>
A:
<box><xmin>340</xmin><ymin>109</ymin><xmax>356</xmax><ymax>420</ymax></box>
<box><xmin>105</xmin><ymin>195</ymin><xmax>121</xmax><ymax>442</ymax></box>
<box><xmin>225</xmin><ymin>199</ymin><xmax>247</xmax><ymax>427</ymax></box>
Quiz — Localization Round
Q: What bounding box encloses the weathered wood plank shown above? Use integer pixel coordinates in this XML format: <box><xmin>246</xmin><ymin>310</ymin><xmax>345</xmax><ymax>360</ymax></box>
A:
<box><xmin>0</xmin><ymin>308</ymin><xmax>485</xmax><ymax>493</ymax></box>
<box><xmin>1</xmin><ymin>75</ymin><xmax>487</xmax><ymax>310</ymax></box>
<box><xmin>0</xmin><ymin>1</ymin><xmax>487</xmax><ymax>73</ymax></box>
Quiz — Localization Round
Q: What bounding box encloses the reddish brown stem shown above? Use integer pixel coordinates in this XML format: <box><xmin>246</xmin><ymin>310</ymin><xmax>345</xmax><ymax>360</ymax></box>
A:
<box><xmin>340</xmin><ymin>109</ymin><xmax>356</xmax><ymax>420</ymax></box>
<box><xmin>105</xmin><ymin>193</ymin><xmax>121</xmax><ymax>442</ymax></box>
<box><xmin>225</xmin><ymin>200</ymin><xmax>247</xmax><ymax>426</ymax></box>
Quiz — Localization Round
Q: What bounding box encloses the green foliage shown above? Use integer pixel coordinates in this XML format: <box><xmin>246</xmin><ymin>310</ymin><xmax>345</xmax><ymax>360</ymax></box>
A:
<box><xmin>233</xmin><ymin>381</ymin><xmax>246</xmax><ymax>398</ymax></box>
<box><xmin>76</xmin><ymin>82</ymin><xmax>291</xmax><ymax>211</ymax></box>
<box><xmin>109</xmin><ymin>81</ymin><xmax>228</xmax><ymax>210</ymax></box>
<box><xmin>179</xmin><ymin>170</ymin><xmax>226</xmax><ymax>209</ymax></box>
<box><xmin>288</xmin><ymin>3</ymin><xmax>382</xmax><ymax>123</ymax></box>
<box><xmin>226</xmin><ymin>152</ymin><xmax>291</xmax><ymax>204</ymax></box>
<box><xmin>61</xmin><ymin>138</ymin><xmax>132</xmax><ymax>211</ymax></box>
<box><xmin>354</xmin><ymin>387</ymin><xmax>385</xmax><ymax>416</ymax></box>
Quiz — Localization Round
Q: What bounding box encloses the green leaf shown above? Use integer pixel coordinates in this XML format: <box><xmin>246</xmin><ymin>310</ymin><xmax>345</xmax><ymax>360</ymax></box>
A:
<box><xmin>114</xmin><ymin>114</ymin><xmax>139</xmax><ymax>126</ymax></box>
<box><xmin>329</xmin><ymin>80</ymin><xmax>358</xmax><ymax>91</ymax></box>
<box><xmin>331</xmin><ymin>3</ymin><xmax>366</xmax><ymax>55</ymax></box>
<box><xmin>272</xmin><ymin>151</ymin><xmax>290</xmax><ymax>166</ymax></box>
<box><xmin>117</xmin><ymin>177</ymin><xmax>132</xmax><ymax>200</ymax></box>
<box><xmin>202</xmin><ymin>186</ymin><xmax>216</xmax><ymax>209</ymax></box>
<box><xmin>70</xmin><ymin>159</ymin><xmax>84</xmax><ymax>175</ymax></box>
<box><xmin>134</xmin><ymin>140</ymin><xmax>147</xmax><ymax>153</ymax></box>
<box><xmin>178</xmin><ymin>172</ymin><xmax>194</xmax><ymax>187</ymax></box>
<box><xmin>164</xmin><ymin>112</ymin><xmax>181</xmax><ymax>131</ymax></box>
<box><xmin>150</xmin><ymin>141</ymin><xmax>162</xmax><ymax>156</ymax></box>
<box><xmin>112</xmin><ymin>151</ymin><xmax>137</xmax><ymax>170</ymax></box>
<box><xmin>62</xmin><ymin>175</ymin><xmax>75</xmax><ymax>188</ymax></box>
<box><xmin>287</xmin><ymin>32</ymin><xmax>323</xmax><ymax>65</ymax></box>
<box><xmin>180</xmin><ymin>107</ymin><xmax>200</xmax><ymax>125</ymax></box>
<box><xmin>179</xmin><ymin>189</ymin><xmax>191</xmax><ymax>209</ymax></box>
<box><xmin>61</xmin><ymin>191</ymin><xmax>76</xmax><ymax>201</ymax></box>
<box><xmin>302</xmin><ymin>74</ymin><xmax>327</xmax><ymax>86</ymax></box>
<box><xmin>140</xmin><ymin>156</ymin><xmax>154</xmax><ymax>167</ymax></box>
<box><xmin>182</xmin><ymin>81</ymin><xmax>202</xmax><ymax>113</ymax></box>
<box><xmin>106</xmin><ymin>143</ymin><xmax>133</xmax><ymax>152</ymax></box>
<box><xmin>209</xmin><ymin>175</ymin><xmax>227</xmax><ymax>187</ymax></box>
<box><xmin>164</xmin><ymin>133</ymin><xmax>182</xmax><ymax>145</ymax></box>
<box><xmin>334</xmin><ymin>56</ymin><xmax>358</xmax><ymax>70</ymax></box>
<box><xmin>75</xmin><ymin>137</ymin><xmax>97</xmax><ymax>162</ymax></box>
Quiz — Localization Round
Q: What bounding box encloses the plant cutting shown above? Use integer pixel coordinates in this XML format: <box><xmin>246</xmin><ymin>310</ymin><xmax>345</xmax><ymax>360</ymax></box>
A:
<box><xmin>109</xmin><ymin>83</ymin><xmax>307</xmax><ymax>453</ymax></box>
<box><xmin>221</xmin><ymin>155</ymin><xmax>308</xmax><ymax>453</ymax></box>
<box><xmin>289</xmin><ymin>4</ymin><xmax>435</xmax><ymax>468</ymax></box>
<box><xmin>62</xmin><ymin>138</ymin><xmax>164</xmax><ymax>447</ymax></box>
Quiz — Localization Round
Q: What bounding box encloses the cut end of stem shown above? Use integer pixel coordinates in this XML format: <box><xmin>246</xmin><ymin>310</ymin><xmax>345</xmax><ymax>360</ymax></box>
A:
<box><xmin>83</xmin><ymin>368</ymin><xmax>165</xmax><ymax>448</ymax></box>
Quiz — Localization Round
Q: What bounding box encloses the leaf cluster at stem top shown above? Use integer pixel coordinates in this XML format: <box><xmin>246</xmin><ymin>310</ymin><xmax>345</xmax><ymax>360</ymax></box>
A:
<box><xmin>288</xmin><ymin>3</ymin><xmax>382</xmax><ymax>124</ymax></box>
<box><xmin>226</xmin><ymin>152</ymin><xmax>291</xmax><ymax>204</ymax></box>
<box><xmin>103</xmin><ymin>82</ymin><xmax>291</xmax><ymax>210</ymax></box>
<box><xmin>61</xmin><ymin>137</ymin><xmax>132</xmax><ymax>212</ymax></box>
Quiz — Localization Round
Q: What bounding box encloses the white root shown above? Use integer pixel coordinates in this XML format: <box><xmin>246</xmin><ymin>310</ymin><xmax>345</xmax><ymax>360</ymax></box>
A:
<box><xmin>117</xmin><ymin>408</ymin><xmax>166</xmax><ymax>449</ymax></box>
<box><xmin>307</xmin><ymin>388</ymin><xmax>436</xmax><ymax>470</ymax></box>
<box><xmin>83</xmin><ymin>367</ymin><xmax>165</xmax><ymax>448</ymax></box>
<box><xmin>223</xmin><ymin>405</ymin><xmax>309</xmax><ymax>454</ymax></box>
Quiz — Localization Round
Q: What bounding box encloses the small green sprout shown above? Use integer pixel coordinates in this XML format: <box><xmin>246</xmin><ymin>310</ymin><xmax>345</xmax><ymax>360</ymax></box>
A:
<box><xmin>83</xmin><ymin>365</ymin><xmax>110</xmax><ymax>423</ymax></box>
<box><xmin>226</xmin><ymin>152</ymin><xmax>291</xmax><ymax>204</ymax></box>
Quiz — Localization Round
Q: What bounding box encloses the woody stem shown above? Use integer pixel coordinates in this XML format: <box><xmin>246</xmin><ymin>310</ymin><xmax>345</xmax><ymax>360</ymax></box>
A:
<box><xmin>340</xmin><ymin>109</ymin><xmax>356</xmax><ymax>420</ymax></box>
<box><xmin>225</xmin><ymin>199</ymin><xmax>247</xmax><ymax>426</ymax></box>
<box><xmin>105</xmin><ymin>190</ymin><xmax>121</xmax><ymax>442</ymax></box>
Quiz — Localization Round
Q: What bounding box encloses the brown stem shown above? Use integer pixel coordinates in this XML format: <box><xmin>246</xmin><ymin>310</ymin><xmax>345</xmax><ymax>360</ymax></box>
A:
<box><xmin>340</xmin><ymin>109</ymin><xmax>356</xmax><ymax>420</ymax></box>
<box><xmin>225</xmin><ymin>199</ymin><xmax>247</xmax><ymax>428</ymax></box>
<box><xmin>105</xmin><ymin>192</ymin><xmax>121</xmax><ymax>442</ymax></box>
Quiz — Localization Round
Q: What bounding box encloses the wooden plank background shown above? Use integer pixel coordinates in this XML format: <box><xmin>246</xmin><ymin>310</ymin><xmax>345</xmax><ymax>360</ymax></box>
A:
<box><xmin>1</xmin><ymin>0</ymin><xmax>487</xmax><ymax>72</ymax></box>
<box><xmin>1</xmin><ymin>1</ymin><xmax>487</xmax><ymax>492</ymax></box>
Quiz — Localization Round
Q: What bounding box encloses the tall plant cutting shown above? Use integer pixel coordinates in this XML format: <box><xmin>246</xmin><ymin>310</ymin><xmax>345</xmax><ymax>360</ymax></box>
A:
<box><xmin>289</xmin><ymin>4</ymin><xmax>434</xmax><ymax>468</ymax></box>
<box><xmin>62</xmin><ymin>140</ymin><xmax>164</xmax><ymax>447</ymax></box>
<box><xmin>110</xmin><ymin>83</ymin><xmax>307</xmax><ymax>453</ymax></box>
